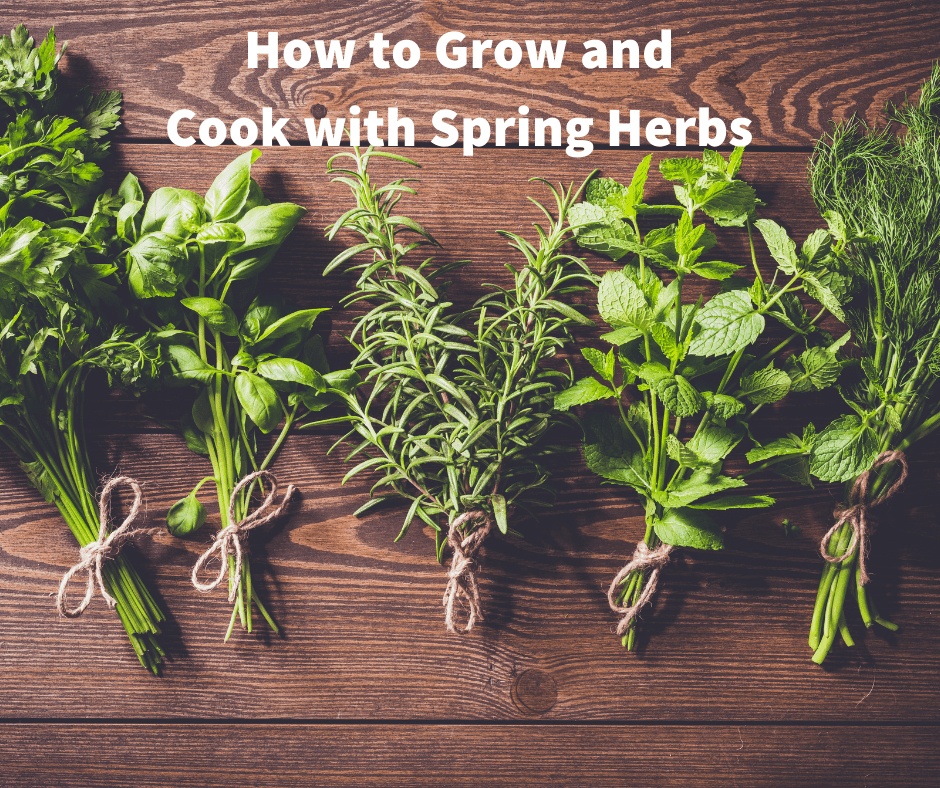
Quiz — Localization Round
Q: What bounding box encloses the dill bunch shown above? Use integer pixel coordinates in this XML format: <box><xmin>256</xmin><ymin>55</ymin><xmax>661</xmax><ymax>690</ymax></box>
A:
<box><xmin>323</xmin><ymin>147</ymin><xmax>593</xmax><ymax>632</ymax></box>
<box><xmin>795</xmin><ymin>62</ymin><xmax>940</xmax><ymax>663</ymax></box>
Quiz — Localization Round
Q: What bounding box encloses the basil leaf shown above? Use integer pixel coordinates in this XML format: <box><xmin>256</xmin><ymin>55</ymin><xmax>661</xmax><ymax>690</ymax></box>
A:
<box><xmin>233</xmin><ymin>202</ymin><xmax>307</xmax><ymax>254</ymax></box>
<box><xmin>165</xmin><ymin>345</ymin><xmax>216</xmax><ymax>385</ymax></box>
<box><xmin>141</xmin><ymin>187</ymin><xmax>205</xmax><ymax>238</ymax></box>
<box><xmin>166</xmin><ymin>493</ymin><xmax>207</xmax><ymax>537</ymax></box>
<box><xmin>181</xmin><ymin>296</ymin><xmax>239</xmax><ymax>336</ymax></box>
<box><xmin>256</xmin><ymin>357</ymin><xmax>327</xmax><ymax>391</ymax></box>
<box><xmin>235</xmin><ymin>371</ymin><xmax>283</xmax><ymax>433</ymax></box>
<box><xmin>256</xmin><ymin>308</ymin><xmax>329</xmax><ymax>342</ymax></box>
<box><xmin>204</xmin><ymin>149</ymin><xmax>261</xmax><ymax>222</ymax></box>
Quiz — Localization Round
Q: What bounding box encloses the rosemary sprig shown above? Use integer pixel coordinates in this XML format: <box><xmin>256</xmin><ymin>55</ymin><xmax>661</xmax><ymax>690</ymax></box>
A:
<box><xmin>323</xmin><ymin>147</ymin><xmax>594</xmax><ymax>631</ymax></box>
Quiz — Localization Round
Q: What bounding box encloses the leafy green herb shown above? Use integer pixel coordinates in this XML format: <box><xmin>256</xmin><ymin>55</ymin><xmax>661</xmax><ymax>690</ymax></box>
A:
<box><xmin>125</xmin><ymin>149</ymin><xmax>325</xmax><ymax>641</ymax></box>
<box><xmin>557</xmin><ymin>148</ymin><xmax>842</xmax><ymax>649</ymax></box>
<box><xmin>323</xmin><ymin>147</ymin><xmax>593</xmax><ymax>631</ymax></box>
<box><xmin>0</xmin><ymin>25</ymin><xmax>167</xmax><ymax>671</ymax></box>
<box><xmin>779</xmin><ymin>62</ymin><xmax>940</xmax><ymax>664</ymax></box>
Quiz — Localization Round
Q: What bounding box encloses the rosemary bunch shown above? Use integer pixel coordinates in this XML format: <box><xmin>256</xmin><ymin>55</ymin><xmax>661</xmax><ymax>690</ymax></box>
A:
<box><xmin>557</xmin><ymin>148</ymin><xmax>843</xmax><ymax>649</ymax></box>
<box><xmin>772</xmin><ymin>63</ymin><xmax>940</xmax><ymax>663</ymax></box>
<box><xmin>324</xmin><ymin>147</ymin><xmax>593</xmax><ymax>631</ymax></box>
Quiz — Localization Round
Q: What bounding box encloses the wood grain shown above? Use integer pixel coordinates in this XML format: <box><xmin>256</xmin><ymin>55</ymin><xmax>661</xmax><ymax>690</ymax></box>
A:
<box><xmin>1</xmin><ymin>724</ymin><xmax>937</xmax><ymax>787</ymax></box>
<box><xmin>0</xmin><ymin>145</ymin><xmax>938</xmax><ymax>723</ymax></box>
<box><xmin>7</xmin><ymin>1</ymin><xmax>940</xmax><ymax>145</ymax></box>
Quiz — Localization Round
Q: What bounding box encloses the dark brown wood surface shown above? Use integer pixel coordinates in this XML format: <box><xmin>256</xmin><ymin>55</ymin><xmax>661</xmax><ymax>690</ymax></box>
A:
<box><xmin>2</xmin><ymin>725</ymin><xmax>938</xmax><ymax>787</ymax></box>
<box><xmin>11</xmin><ymin>1</ymin><xmax>940</xmax><ymax>145</ymax></box>
<box><xmin>2</xmin><ymin>3</ymin><xmax>939</xmax><ymax>786</ymax></box>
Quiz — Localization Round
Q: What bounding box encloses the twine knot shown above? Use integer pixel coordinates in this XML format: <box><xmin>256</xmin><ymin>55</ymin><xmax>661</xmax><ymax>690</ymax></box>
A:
<box><xmin>820</xmin><ymin>450</ymin><xmax>908</xmax><ymax>585</ymax></box>
<box><xmin>442</xmin><ymin>510</ymin><xmax>494</xmax><ymax>633</ymax></box>
<box><xmin>57</xmin><ymin>476</ymin><xmax>155</xmax><ymax>618</ymax></box>
<box><xmin>607</xmin><ymin>539</ymin><xmax>675</xmax><ymax>636</ymax></box>
<box><xmin>191</xmin><ymin>470</ymin><xmax>296</xmax><ymax>602</ymax></box>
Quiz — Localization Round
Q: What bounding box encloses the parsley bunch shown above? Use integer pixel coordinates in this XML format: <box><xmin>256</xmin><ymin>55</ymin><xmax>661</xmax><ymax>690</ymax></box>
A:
<box><xmin>324</xmin><ymin>147</ymin><xmax>593</xmax><ymax>631</ymax></box>
<box><xmin>0</xmin><ymin>25</ymin><xmax>166</xmax><ymax>671</ymax></box>
<box><xmin>556</xmin><ymin>149</ymin><xmax>843</xmax><ymax>649</ymax></box>
<box><xmin>124</xmin><ymin>150</ymin><xmax>348</xmax><ymax>640</ymax></box>
<box><xmin>760</xmin><ymin>63</ymin><xmax>940</xmax><ymax>663</ymax></box>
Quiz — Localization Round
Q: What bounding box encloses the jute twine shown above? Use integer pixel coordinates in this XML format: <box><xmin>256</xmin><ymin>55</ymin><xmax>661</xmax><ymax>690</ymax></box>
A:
<box><xmin>442</xmin><ymin>511</ymin><xmax>494</xmax><ymax>633</ymax></box>
<box><xmin>820</xmin><ymin>450</ymin><xmax>908</xmax><ymax>586</ymax></box>
<box><xmin>192</xmin><ymin>469</ymin><xmax>296</xmax><ymax>601</ymax></box>
<box><xmin>607</xmin><ymin>540</ymin><xmax>675</xmax><ymax>636</ymax></box>
<box><xmin>56</xmin><ymin>476</ymin><xmax>160</xmax><ymax>618</ymax></box>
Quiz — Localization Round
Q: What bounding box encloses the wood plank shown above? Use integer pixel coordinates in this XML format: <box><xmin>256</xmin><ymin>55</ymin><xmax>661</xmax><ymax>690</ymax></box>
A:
<box><xmin>1</xmin><ymin>145</ymin><xmax>938</xmax><ymax>721</ymax></box>
<box><xmin>1</xmin><ymin>724</ymin><xmax>937</xmax><ymax>787</ymax></box>
<box><xmin>10</xmin><ymin>1</ymin><xmax>940</xmax><ymax>145</ymax></box>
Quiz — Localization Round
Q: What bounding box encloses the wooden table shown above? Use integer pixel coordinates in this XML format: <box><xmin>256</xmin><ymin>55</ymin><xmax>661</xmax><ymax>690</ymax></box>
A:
<box><xmin>2</xmin><ymin>3</ymin><xmax>939</xmax><ymax>785</ymax></box>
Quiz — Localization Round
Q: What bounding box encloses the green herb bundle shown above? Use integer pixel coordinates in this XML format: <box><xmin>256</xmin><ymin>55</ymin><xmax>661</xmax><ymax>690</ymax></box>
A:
<box><xmin>760</xmin><ymin>64</ymin><xmax>940</xmax><ymax>664</ymax></box>
<box><xmin>324</xmin><ymin>147</ymin><xmax>593</xmax><ymax>632</ymax></box>
<box><xmin>0</xmin><ymin>25</ymin><xmax>166</xmax><ymax>671</ymax></box>
<box><xmin>555</xmin><ymin>149</ymin><xmax>844</xmax><ymax>649</ymax></box>
<box><xmin>123</xmin><ymin>150</ymin><xmax>341</xmax><ymax>639</ymax></box>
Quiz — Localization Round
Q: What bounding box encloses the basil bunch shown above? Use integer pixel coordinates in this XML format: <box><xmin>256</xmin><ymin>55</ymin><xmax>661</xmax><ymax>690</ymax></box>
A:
<box><xmin>124</xmin><ymin>150</ymin><xmax>348</xmax><ymax>639</ymax></box>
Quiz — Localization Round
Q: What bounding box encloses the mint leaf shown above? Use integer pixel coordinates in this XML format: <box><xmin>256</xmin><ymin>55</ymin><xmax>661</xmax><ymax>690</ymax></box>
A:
<box><xmin>597</xmin><ymin>270</ymin><xmax>652</xmax><ymax>330</ymax></box>
<box><xmin>664</xmin><ymin>468</ymin><xmax>748</xmax><ymax>506</ymax></box>
<box><xmin>692</xmin><ymin>260</ymin><xmax>743</xmax><ymax>280</ymax></box>
<box><xmin>785</xmin><ymin>346</ymin><xmax>841</xmax><ymax>392</ymax></box>
<box><xmin>802</xmin><ymin>271</ymin><xmax>847</xmax><ymax>322</ymax></box>
<box><xmin>654</xmin><ymin>507</ymin><xmax>724</xmax><ymax>550</ymax></box>
<box><xmin>699</xmin><ymin>180</ymin><xmax>757</xmax><ymax>224</ymax></box>
<box><xmin>583</xmin><ymin>410</ymin><xmax>647</xmax><ymax>491</ymax></box>
<box><xmin>688</xmin><ymin>290</ymin><xmax>764</xmax><ymax>357</ymax></box>
<box><xmin>801</xmin><ymin>229</ymin><xmax>831</xmax><ymax>266</ymax></box>
<box><xmin>687</xmin><ymin>494</ymin><xmax>774</xmax><ymax>510</ymax></box>
<box><xmin>659</xmin><ymin>158</ymin><xmax>705</xmax><ymax>186</ymax></box>
<box><xmin>649</xmin><ymin>322</ymin><xmax>682</xmax><ymax>363</ymax></box>
<box><xmin>665</xmin><ymin>434</ymin><xmax>704</xmax><ymax>468</ymax></box>
<box><xmin>703</xmin><ymin>391</ymin><xmax>745</xmax><ymax>420</ymax></box>
<box><xmin>746</xmin><ymin>435</ymin><xmax>804</xmax><ymax>463</ymax></box>
<box><xmin>754</xmin><ymin>219</ymin><xmax>799</xmax><ymax>275</ymax></box>
<box><xmin>569</xmin><ymin>201</ymin><xmax>635</xmax><ymax>260</ymax></box>
<box><xmin>602</xmin><ymin>326</ymin><xmax>643</xmax><ymax>345</ymax></box>
<box><xmin>738</xmin><ymin>364</ymin><xmax>791</xmax><ymax>404</ymax></box>
<box><xmin>582</xmin><ymin>347</ymin><xmax>615</xmax><ymax>381</ymax></box>
<box><xmin>554</xmin><ymin>377</ymin><xmax>613</xmax><ymax>411</ymax></box>
<box><xmin>639</xmin><ymin>362</ymin><xmax>703</xmax><ymax>417</ymax></box>
<box><xmin>808</xmin><ymin>414</ymin><xmax>879</xmax><ymax>482</ymax></box>
<box><xmin>687</xmin><ymin>423</ymin><xmax>743</xmax><ymax>463</ymax></box>
<box><xmin>585</xmin><ymin>177</ymin><xmax>621</xmax><ymax>207</ymax></box>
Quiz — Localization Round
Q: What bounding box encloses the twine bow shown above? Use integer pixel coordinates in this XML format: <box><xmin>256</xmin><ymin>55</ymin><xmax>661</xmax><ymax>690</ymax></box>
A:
<box><xmin>191</xmin><ymin>470</ymin><xmax>296</xmax><ymax>601</ymax></box>
<box><xmin>820</xmin><ymin>450</ymin><xmax>908</xmax><ymax>586</ymax></box>
<box><xmin>442</xmin><ymin>511</ymin><xmax>494</xmax><ymax>633</ymax></box>
<box><xmin>607</xmin><ymin>540</ymin><xmax>675</xmax><ymax>636</ymax></box>
<box><xmin>57</xmin><ymin>476</ymin><xmax>155</xmax><ymax>618</ymax></box>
